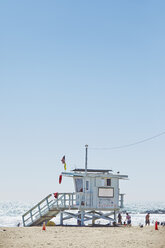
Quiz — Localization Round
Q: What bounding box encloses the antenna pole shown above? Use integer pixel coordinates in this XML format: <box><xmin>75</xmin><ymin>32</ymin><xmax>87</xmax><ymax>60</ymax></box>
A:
<box><xmin>85</xmin><ymin>144</ymin><xmax>88</xmax><ymax>175</ymax></box>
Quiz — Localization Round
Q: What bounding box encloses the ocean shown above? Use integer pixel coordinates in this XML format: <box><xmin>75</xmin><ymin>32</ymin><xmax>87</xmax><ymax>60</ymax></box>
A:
<box><xmin>0</xmin><ymin>201</ymin><xmax>165</xmax><ymax>227</ymax></box>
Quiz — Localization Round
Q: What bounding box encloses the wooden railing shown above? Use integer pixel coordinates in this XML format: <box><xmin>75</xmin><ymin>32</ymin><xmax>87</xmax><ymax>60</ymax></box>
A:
<box><xmin>53</xmin><ymin>192</ymin><xmax>92</xmax><ymax>209</ymax></box>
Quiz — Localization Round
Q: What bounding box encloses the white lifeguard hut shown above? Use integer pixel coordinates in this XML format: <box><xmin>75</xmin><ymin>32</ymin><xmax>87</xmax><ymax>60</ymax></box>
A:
<box><xmin>22</xmin><ymin>145</ymin><xmax>128</xmax><ymax>226</ymax></box>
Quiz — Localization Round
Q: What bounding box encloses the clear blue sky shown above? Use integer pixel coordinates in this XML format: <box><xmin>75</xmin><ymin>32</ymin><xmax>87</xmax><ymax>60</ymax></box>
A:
<box><xmin>0</xmin><ymin>0</ymin><xmax>165</xmax><ymax>203</ymax></box>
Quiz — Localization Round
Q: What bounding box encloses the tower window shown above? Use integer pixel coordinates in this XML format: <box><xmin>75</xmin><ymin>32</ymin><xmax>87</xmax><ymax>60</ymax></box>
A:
<box><xmin>86</xmin><ymin>181</ymin><xmax>89</xmax><ymax>190</ymax></box>
<box><xmin>107</xmin><ymin>179</ymin><xmax>111</xmax><ymax>186</ymax></box>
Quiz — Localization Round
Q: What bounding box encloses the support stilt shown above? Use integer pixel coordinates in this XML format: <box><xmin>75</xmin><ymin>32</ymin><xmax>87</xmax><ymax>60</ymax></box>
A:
<box><xmin>92</xmin><ymin>211</ymin><xmax>95</xmax><ymax>226</ymax></box>
<box><xmin>60</xmin><ymin>211</ymin><xmax>63</xmax><ymax>226</ymax></box>
<box><xmin>77</xmin><ymin>211</ymin><xmax>81</xmax><ymax>226</ymax></box>
<box><xmin>114</xmin><ymin>211</ymin><xmax>117</xmax><ymax>223</ymax></box>
<box><xmin>81</xmin><ymin>211</ymin><xmax>84</xmax><ymax>226</ymax></box>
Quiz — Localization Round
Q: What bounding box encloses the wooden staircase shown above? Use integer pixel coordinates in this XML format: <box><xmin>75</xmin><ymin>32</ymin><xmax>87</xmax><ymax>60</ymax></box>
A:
<box><xmin>22</xmin><ymin>193</ymin><xmax>77</xmax><ymax>226</ymax></box>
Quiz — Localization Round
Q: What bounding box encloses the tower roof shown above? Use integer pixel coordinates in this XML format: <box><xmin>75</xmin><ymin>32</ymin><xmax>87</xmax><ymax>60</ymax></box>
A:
<box><xmin>72</xmin><ymin>168</ymin><xmax>112</xmax><ymax>173</ymax></box>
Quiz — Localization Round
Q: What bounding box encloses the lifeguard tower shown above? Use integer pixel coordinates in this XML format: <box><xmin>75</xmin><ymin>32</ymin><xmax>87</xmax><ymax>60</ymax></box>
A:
<box><xmin>22</xmin><ymin>145</ymin><xmax>128</xmax><ymax>227</ymax></box>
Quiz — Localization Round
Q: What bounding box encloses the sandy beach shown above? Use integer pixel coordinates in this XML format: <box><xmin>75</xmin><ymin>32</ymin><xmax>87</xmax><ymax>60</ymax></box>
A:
<box><xmin>0</xmin><ymin>226</ymin><xmax>165</xmax><ymax>248</ymax></box>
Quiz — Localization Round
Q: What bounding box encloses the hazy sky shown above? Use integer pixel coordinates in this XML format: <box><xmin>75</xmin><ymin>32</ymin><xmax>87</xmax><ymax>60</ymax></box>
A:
<box><xmin>0</xmin><ymin>0</ymin><xmax>165</xmax><ymax>203</ymax></box>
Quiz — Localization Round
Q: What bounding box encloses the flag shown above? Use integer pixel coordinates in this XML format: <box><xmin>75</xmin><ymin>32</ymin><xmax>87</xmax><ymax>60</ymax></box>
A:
<box><xmin>61</xmin><ymin>155</ymin><xmax>66</xmax><ymax>170</ymax></box>
<box><xmin>59</xmin><ymin>175</ymin><xmax>62</xmax><ymax>184</ymax></box>
<box><xmin>61</xmin><ymin>156</ymin><xmax>65</xmax><ymax>164</ymax></box>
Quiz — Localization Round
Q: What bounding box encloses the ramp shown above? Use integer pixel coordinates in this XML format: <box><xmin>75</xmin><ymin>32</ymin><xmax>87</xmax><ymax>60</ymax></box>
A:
<box><xmin>22</xmin><ymin>194</ymin><xmax>58</xmax><ymax>226</ymax></box>
<box><xmin>22</xmin><ymin>193</ymin><xmax>77</xmax><ymax>226</ymax></box>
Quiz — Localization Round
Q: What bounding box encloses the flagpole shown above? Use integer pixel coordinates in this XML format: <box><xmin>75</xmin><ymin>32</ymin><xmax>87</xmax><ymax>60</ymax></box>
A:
<box><xmin>84</xmin><ymin>145</ymin><xmax>88</xmax><ymax>208</ymax></box>
<box><xmin>85</xmin><ymin>144</ymin><xmax>88</xmax><ymax>175</ymax></box>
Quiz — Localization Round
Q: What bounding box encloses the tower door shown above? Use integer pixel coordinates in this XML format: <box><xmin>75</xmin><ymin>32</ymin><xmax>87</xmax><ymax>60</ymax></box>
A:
<box><xmin>75</xmin><ymin>178</ymin><xmax>83</xmax><ymax>192</ymax></box>
<box><xmin>75</xmin><ymin>178</ymin><xmax>84</xmax><ymax>206</ymax></box>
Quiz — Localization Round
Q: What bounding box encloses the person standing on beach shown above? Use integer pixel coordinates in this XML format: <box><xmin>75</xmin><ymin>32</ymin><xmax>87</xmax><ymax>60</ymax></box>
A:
<box><xmin>145</xmin><ymin>213</ymin><xmax>150</xmax><ymax>226</ymax></box>
<box><xmin>118</xmin><ymin>213</ymin><xmax>122</xmax><ymax>224</ymax></box>
<box><xmin>126</xmin><ymin>213</ymin><xmax>131</xmax><ymax>226</ymax></box>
